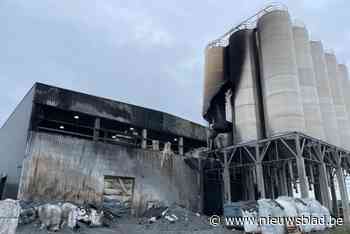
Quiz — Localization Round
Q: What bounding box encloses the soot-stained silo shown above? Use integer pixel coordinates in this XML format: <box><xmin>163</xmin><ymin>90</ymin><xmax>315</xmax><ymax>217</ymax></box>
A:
<box><xmin>203</xmin><ymin>46</ymin><xmax>231</xmax><ymax>133</ymax></box>
<box><xmin>257</xmin><ymin>10</ymin><xmax>305</xmax><ymax>136</ymax></box>
<box><xmin>292</xmin><ymin>26</ymin><xmax>325</xmax><ymax>140</ymax></box>
<box><xmin>310</xmin><ymin>42</ymin><xmax>339</xmax><ymax>146</ymax></box>
<box><xmin>228</xmin><ymin>29</ymin><xmax>263</xmax><ymax>143</ymax></box>
<box><xmin>325</xmin><ymin>53</ymin><xmax>350</xmax><ymax>149</ymax></box>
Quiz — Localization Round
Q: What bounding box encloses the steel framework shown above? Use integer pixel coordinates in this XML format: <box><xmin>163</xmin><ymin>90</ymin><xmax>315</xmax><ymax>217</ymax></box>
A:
<box><xmin>203</xmin><ymin>131</ymin><xmax>350</xmax><ymax>223</ymax></box>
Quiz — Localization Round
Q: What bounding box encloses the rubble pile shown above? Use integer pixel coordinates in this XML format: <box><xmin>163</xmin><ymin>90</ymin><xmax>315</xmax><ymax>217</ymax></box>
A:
<box><xmin>102</xmin><ymin>197</ymin><xmax>130</xmax><ymax>222</ymax></box>
<box><xmin>140</xmin><ymin>204</ymin><xmax>213</xmax><ymax>232</ymax></box>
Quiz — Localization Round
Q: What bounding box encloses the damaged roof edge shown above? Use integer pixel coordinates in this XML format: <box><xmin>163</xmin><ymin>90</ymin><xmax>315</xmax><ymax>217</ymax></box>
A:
<box><xmin>32</xmin><ymin>82</ymin><xmax>208</xmax><ymax>142</ymax></box>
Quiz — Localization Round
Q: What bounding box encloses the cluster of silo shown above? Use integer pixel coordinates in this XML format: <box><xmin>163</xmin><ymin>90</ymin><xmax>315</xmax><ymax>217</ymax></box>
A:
<box><xmin>203</xmin><ymin>9</ymin><xmax>350</xmax><ymax>149</ymax></box>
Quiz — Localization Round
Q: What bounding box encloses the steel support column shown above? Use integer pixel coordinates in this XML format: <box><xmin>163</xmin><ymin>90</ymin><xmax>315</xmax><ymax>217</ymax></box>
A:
<box><xmin>223</xmin><ymin>151</ymin><xmax>231</xmax><ymax>203</ymax></box>
<box><xmin>296</xmin><ymin>135</ymin><xmax>309</xmax><ymax>198</ymax></box>
<box><xmin>255</xmin><ymin>144</ymin><xmax>265</xmax><ymax>198</ymax></box>
<box><xmin>336</xmin><ymin>154</ymin><xmax>350</xmax><ymax>224</ymax></box>
<box><xmin>319</xmin><ymin>162</ymin><xmax>331</xmax><ymax>210</ymax></box>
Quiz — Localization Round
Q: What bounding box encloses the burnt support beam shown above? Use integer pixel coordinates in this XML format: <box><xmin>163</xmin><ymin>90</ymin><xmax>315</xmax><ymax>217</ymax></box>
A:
<box><xmin>296</xmin><ymin>135</ymin><xmax>309</xmax><ymax>198</ymax></box>
<box><xmin>255</xmin><ymin>145</ymin><xmax>266</xmax><ymax>198</ymax></box>
<box><xmin>179</xmin><ymin>137</ymin><xmax>184</xmax><ymax>155</ymax></box>
<box><xmin>93</xmin><ymin>118</ymin><xmax>100</xmax><ymax>141</ymax></box>
<box><xmin>141</xmin><ymin>129</ymin><xmax>147</xmax><ymax>149</ymax></box>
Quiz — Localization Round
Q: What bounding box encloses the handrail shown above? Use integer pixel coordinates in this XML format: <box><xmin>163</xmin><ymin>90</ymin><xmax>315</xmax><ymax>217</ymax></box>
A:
<box><xmin>207</xmin><ymin>3</ymin><xmax>288</xmax><ymax>48</ymax></box>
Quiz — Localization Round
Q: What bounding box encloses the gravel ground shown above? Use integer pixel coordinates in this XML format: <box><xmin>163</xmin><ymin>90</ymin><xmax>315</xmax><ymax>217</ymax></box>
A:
<box><xmin>16</xmin><ymin>222</ymin><xmax>239</xmax><ymax>234</ymax></box>
<box><xmin>17</xmin><ymin>221</ymin><xmax>349</xmax><ymax>234</ymax></box>
<box><xmin>16</xmin><ymin>212</ymin><xmax>241</xmax><ymax>234</ymax></box>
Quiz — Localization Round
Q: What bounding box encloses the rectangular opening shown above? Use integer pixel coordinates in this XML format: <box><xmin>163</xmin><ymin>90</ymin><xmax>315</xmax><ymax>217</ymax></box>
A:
<box><xmin>103</xmin><ymin>176</ymin><xmax>135</xmax><ymax>212</ymax></box>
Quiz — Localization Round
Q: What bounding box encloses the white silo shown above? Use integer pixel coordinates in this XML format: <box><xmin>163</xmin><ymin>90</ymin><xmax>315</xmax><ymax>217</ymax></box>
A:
<box><xmin>257</xmin><ymin>10</ymin><xmax>305</xmax><ymax>136</ymax></box>
<box><xmin>338</xmin><ymin>64</ymin><xmax>350</xmax><ymax>121</ymax></box>
<box><xmin>292</xmin><ymin>26</ymin><xmax>325</xmax><ymax>140</ymax></box>
<box><xmin>310</xmin><ymin>42</ymin><xmax>339</xmax><ymax>146</ymax></box>
<box><xmin>325</xmin><ymin>53</ymin><xmax>350</xmax><ymax>149</ymax></box>
<box><xmin>336</xmin><ymin>64</ymin><xmax>350</xmax><ymax>150</ymax></box>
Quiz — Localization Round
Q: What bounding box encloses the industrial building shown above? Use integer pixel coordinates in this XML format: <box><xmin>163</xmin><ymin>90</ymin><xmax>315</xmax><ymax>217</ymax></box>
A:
<box><xmin>0</xmin><ymin>83</ymin><xmax>207</xmax><ymax>215</ymax></box>
<box><xmin>1</xmin><ymin>3</ymin><xmax>350</xmax><ymax>227</ymax></box>
<box><xmin>203</xmin><ymin>4</ymin><xmax>350</xmax><ymax>223</ymax></box>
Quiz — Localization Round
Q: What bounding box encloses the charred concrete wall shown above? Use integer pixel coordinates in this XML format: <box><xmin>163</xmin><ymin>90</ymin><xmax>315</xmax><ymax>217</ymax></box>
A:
<box><xmin>19</xmin><ymin>132</ymin><xmax>200</xmax><ymax>215</ymax></box>
<box><xmin>0</xmin><ymin>87</ymin><xmax>34</xmax><ymax>199</ymax></box>
<box><xmin>34</xmin><ymin>83</ymin><xmax>207</xmax><ymax>142</ymax></box>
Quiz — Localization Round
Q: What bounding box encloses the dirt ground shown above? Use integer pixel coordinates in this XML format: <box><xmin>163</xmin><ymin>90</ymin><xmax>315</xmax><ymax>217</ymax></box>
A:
<box><xmin>16</xmin><ymin>222</ymin><xmax>239</xmax><ymax>234</ymax></box>
<box><xmin>17</xmin><ymin>221</ymin><xmax>350</xmax><ymax>234</ymax></box>
<box><xmin>16</xmin><ymin>212</ymin><xmax>244</xmax><ymax>234</ymax></box>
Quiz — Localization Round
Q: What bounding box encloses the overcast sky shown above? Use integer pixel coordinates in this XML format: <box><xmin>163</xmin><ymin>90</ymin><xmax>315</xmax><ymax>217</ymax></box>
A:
<box><xmin>0</xmin><ymin>0</ymin><xmax>349</xmax><ymax>126</ymax></box>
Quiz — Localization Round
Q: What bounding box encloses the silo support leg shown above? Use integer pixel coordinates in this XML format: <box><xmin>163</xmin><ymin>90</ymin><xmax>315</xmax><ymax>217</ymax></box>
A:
<box><xmin>336</xmin><ymin>167</ymin><xmax>350</xmax><ymax>224</ymax></box>
<box><xmin>280</xmin><ymin>163</ymin><xmax>288</xmax><ymax>196</ymax></box>
<box><xmin>296</xmin><ymin>136</ymin><xmax>309</xmax><ymax>198</ymax></box>
<box><xmin>223</xmin><ymin>151</ymin><xmax>231</xmax><ymax>203</ymax></box>
<box><xmin>329</xmin><ymin>172</ymin><xmax>338</xmax><ymax>216</ymax></box>
<box><xmin>319</xmin><ymin>163</ymin><xmax>331</xmax><ymax>210</ymax></box>
<box><xmin>255</xmin><ymin>145</ymin><xmax>265</xmax><ymax>199</ymax></box>
<box><xmin>296</xmin><ymin>156</ymin><xmax>309</xmax><ymax>198</ymax></box>
<box><xmin>256</xmin><ymin>162</ymin><xmax>265</xmax><ymax>199</ymax></box>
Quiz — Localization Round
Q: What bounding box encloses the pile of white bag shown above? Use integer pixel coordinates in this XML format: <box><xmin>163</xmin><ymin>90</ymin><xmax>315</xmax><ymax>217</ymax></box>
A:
<box><xmin>240</xmin><ymin>196</ymin><xmax>332</xmax><ymax>234</ymax></box>
<box><xmin>0</xmin><ymin>199</ymin><xmax>21</xmax><ymax>234</ymax></box>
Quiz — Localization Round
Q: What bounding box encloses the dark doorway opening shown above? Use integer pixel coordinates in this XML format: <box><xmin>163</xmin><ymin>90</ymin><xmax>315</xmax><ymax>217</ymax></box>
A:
<box><xmin>203</xmin><ymin>168</ymin><xmax>223</xmax><ymax>216</ymax></box>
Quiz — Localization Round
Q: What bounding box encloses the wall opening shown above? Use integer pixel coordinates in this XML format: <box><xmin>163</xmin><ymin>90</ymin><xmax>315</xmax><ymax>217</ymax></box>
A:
<box><xmin>203</xmin><ymin>168</ymin><xmax>223</xmax><ymax>216</ymax></box>
<box><xmin>103</xmin><ymin>176</ymin><xmax>135</xmax><ymax>213</ymax></box>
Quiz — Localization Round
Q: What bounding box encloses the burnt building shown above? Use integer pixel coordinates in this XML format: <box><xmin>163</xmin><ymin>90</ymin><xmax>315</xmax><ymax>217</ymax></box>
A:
<box><xmin>0</xmin><ymin>83</ymin><xmax>207</xmax><ymax>214</ymax></box>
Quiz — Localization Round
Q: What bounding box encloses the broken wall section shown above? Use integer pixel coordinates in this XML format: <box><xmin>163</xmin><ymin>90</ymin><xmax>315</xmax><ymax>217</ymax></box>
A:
<box><xmin>18</xmin><ymin>132</ymin><xmax>200</xmax><ymax>216</ymax></box>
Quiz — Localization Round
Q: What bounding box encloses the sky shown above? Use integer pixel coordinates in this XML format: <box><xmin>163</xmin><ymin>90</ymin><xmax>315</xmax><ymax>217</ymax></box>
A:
<box><xmin>0</xmin><ymin>0</ymin><xmax>349</xmax><ymax>126</ymax></box>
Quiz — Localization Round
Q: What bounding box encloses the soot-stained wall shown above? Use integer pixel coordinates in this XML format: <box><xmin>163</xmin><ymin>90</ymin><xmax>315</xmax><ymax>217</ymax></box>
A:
<box><xmin>19</xmin><ymin>132</ymin><xmax>200</xmax><ymax>215</ymax></box>
<box><xmin>34</xmin><ymin>83</ymin><xmax>207</xmax><ymax>142</ymax></box>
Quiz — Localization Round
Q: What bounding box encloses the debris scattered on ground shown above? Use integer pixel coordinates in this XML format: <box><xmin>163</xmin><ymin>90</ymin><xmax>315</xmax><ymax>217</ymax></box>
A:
<box><xmin>0</xmin><ymin>199</ymin><xmax>21</xmax><ymax>234</ymax></box>
<box><xmin>16</xmin><ymin>201</ymin><xmax>238</xmax><ymax>234</ymax></box>
<box><xmin>19</xmin><ymin>200</ymin><xmax>43</xmax><ymax>225</ymax></box>
<box><xmin>102</xmin><ymin>197</ymin><xmax>129</xmax><ymax>223</ymax></box>
<box><xmin>139</xmin><ymin>203</ymin><xmax>213</xmax><ymax>232</ymax></box>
